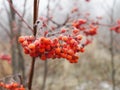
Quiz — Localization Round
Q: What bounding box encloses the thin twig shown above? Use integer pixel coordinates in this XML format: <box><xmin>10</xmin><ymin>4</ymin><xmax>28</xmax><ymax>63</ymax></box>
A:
<box><xmin>50</xmin><ymin>15</ymin><xmax>70</xmax><ymax>28</ymax></box>
<box><xmin>109</xmin><ymin>0</ymin><xmax>116</xmax><ymax>90</ymax></box>
<box><xmin>0</xmin><ymin>23</ymin><xmax>11</xmax><ymax>37</ymax></box>
<box><xmin>41</xmin><ymin>60</ymin><xmax>48</xmax><ymax>90</ymax></box>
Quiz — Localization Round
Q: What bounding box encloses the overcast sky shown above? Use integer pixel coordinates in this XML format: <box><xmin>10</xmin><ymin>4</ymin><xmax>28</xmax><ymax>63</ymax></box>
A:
<box><xmin>0</xmin><ymin>0</ymin><xmax>114</xmax><ymax>16</ymax></box>
<box><xmin>0</xmin><ymin>0</ymin><xmax>119</xmax><ymax>41</ymax></box>
<box><xmin>0</xmin><ymin>0</ymin><xmax>119</xmax><ymax>22</ymax></box>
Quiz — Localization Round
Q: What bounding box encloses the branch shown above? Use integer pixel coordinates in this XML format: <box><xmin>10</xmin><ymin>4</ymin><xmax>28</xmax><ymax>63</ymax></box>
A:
<box><xmin>7</xmin><ymin>0</ymin><xmax>33</xmax><ymax>32</ymax></box>
<box><xmin>50</xmin><ymin>15</ymin><xmax>70</xmax><ymax>28</ymax></box>
<box><xmin>28</xmin><ymin>0</ymin><xmax>39</xmax><ymax>90</ymax></box>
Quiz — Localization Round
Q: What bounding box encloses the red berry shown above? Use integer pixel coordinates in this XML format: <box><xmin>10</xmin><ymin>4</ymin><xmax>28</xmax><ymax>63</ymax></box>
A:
<box><xmin>28</xmin><ymin>43</ymin><xmax>35</xmax><ymax>50</ymax></box>
<box><xmin>18</xmin><ymin>36</ymin><xmax>25</xmax><ymax>43</ymax></box>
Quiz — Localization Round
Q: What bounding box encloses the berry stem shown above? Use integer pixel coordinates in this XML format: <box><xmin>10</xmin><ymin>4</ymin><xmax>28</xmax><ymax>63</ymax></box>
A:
<box><xmin>28</xmin><ymin>57</ymin><xmax>36</xmax><ymax>90</ymax></box>
<box><xmin>28</xmin><ymin>0</ymin><xmax>39</xmax><ymax>90</ymax></box>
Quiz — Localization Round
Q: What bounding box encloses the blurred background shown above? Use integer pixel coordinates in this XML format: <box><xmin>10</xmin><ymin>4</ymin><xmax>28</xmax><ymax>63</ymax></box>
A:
<box><xmin>0</xmin><ymin>0</ymin><xmax>120</xmax><ymax>90</ymax></box>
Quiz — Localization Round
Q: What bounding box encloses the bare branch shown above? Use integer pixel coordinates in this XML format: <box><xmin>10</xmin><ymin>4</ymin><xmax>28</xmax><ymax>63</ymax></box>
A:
<box><xmin>7</xmin><ymin>0</ymin><xmax>33</xmax><ymax>32</ymax></box>
<box><xmin>50</xmin><ymin>15</ymin><xmax>70</xmax><ymax>28</ymax></box>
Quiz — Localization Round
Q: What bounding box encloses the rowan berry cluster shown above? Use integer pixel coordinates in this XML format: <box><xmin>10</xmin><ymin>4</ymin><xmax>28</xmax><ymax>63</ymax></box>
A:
<box><xmin>72</xmin><ymin>19</ymin><xmax>98</xmax><ymax>36</ymax></box>
<box><xmin>18</xmin><ymin>34</ymin><xmax>84</xmax><ymax>63</ymax></box>
<box><xmin>0</xmin><ymin>82</ymin><xmax>25</xmax><ymax>90</ymax></box>
<box><xmin>18</xmin><ymin>18</ymin><xmax>98</xmax><ymax>63</ymax></box>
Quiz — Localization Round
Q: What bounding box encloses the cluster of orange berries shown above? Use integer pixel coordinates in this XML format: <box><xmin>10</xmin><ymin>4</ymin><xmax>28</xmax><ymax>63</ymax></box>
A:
<box><xmin>72</xmin><ymin>19</ymin><xmax>98</xmax><ymax>36</ymax></box>
<box><xmin>0</xmin><ymin>82</ymin><xmax>25</xmax><ymax>90</ymax></box>
<box><xmin>18</xmin><ymin>18</ymin><xmax>99</xmax><ymax>63</ymax></box>
<box><xmin>18</xmin><ymin>34</ymin><xmax>84</xmax><ymax>63</ymax></box>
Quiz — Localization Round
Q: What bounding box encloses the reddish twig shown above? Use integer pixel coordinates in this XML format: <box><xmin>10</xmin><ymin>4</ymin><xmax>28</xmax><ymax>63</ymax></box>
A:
<box><xmin>7</xmin><ymin>0</ymin><xmax>33</xmax><ymax>32</ymax></box>
<box><xmin>28</xmin><ymin>0</ymin><xmax>39</xmax><ymax>90</ymax></box>
<box><xmin>28</xmin><ymin>58</ymin><xmax>36</xmax><ymax>90</ymax></box>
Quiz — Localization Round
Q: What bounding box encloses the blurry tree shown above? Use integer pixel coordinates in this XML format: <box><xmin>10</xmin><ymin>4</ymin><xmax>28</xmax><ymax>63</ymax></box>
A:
<box><xmin>0</xmin><ymin>0</ymin><xmax>27</xmax><ymax>79</ymax></box>
<box><xmin>98</xmin><ymin>0</ymin><xmax>120</xmax><ymax>90</ymax></box>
